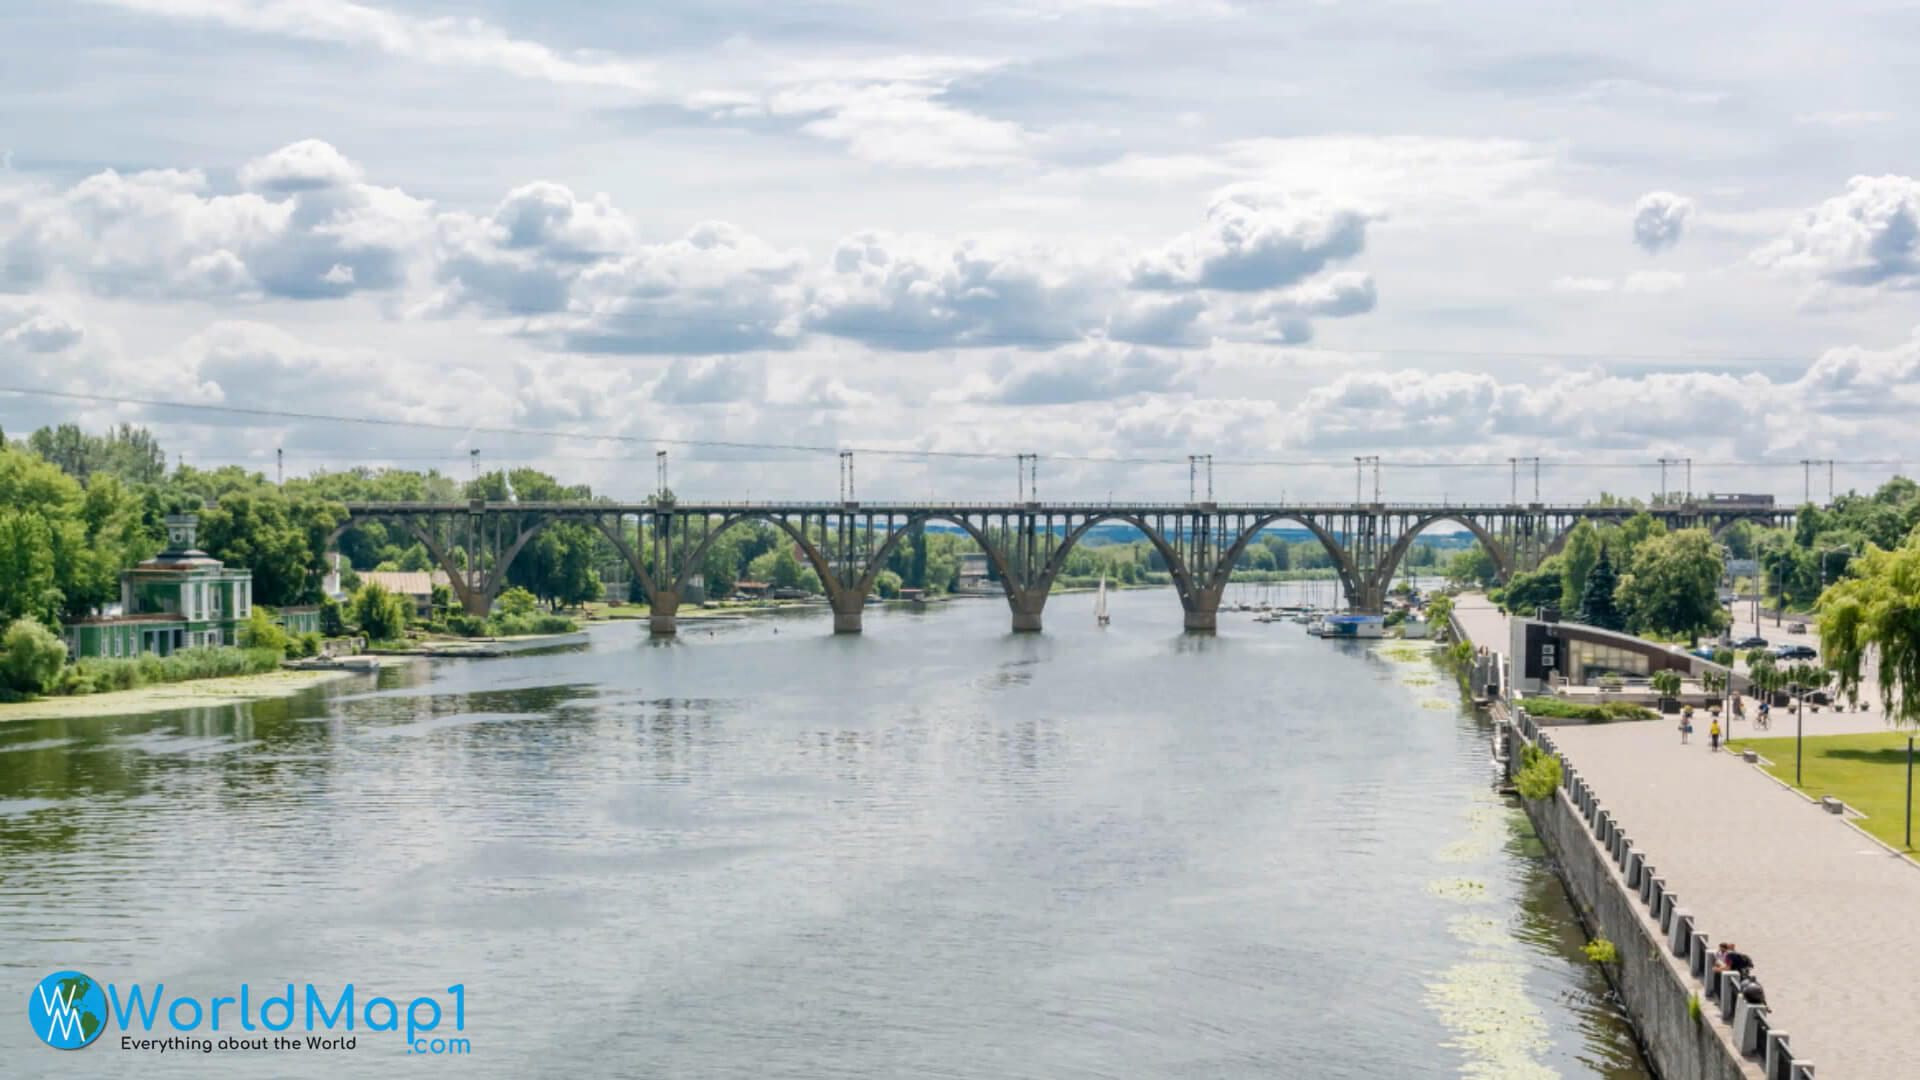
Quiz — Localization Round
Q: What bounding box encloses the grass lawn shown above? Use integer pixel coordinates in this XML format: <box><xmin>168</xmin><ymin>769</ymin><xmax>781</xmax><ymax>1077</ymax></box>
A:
<box><xmin>587</xmin><ymin>603</ymin><xmax>651</xmax><ymax>618</ymax></box>
<box><xmin>1729</xmin><ymin>730</ymin><xmax>1920</xmax><ymax>856</ymax></box>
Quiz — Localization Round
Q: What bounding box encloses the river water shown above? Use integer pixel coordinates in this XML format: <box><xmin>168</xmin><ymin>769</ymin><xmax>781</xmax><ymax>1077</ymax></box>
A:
<box><xmin>1</xmin><ymin>584</ymin><xmax>1649</xmax><ymax>1079</ymax></box>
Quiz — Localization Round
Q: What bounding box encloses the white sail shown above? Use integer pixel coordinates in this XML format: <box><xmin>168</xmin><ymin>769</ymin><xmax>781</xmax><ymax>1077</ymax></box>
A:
<box><xmin>1095</xmin><ymin>576</ymin><xmax>1109</xmax><ymax>621</ymax></box>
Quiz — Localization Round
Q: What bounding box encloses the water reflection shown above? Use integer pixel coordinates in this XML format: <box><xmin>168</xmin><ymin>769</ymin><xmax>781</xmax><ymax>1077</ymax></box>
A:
<box><xmin>0</xmin><ymin>586</ymin><xmax>1648</xmax><ymax>1079</ymax></box>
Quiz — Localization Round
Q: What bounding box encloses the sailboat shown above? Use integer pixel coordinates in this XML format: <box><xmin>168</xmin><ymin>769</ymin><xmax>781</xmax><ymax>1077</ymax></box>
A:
<box><xmin>1095</xmin><ymin>575</ymin><xmax>1111</xmax><ymax>625</ymax></box>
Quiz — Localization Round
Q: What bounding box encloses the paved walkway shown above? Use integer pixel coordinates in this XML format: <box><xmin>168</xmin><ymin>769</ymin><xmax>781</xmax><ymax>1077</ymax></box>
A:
<box><xmin>1455</xmin><ymin>594</ymin><xmax>1920</xmax><ymax>1079</ymax></box>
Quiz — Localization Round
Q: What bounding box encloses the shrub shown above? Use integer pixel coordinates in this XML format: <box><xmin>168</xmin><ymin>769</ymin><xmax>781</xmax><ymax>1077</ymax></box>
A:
<box><xmin>1687</xmin><ymin>992</ymin><xmax>1702</xmax><ymax>1023</ymax></box>
<box><xmin>1583</xmin><ymin>937</ymin><xmax>1619</xmax><ymax>965</ymax></box>
<box><xmin>1518</xmin><ymin>697</ymin><xmax>1657</xmax><ymax>723</ymax></box>
<box><xmin>444</xmin><ymin>613</ymin><xmax>488</xmax><ymax>637</ymax></box>
<box><xmin>1</xmin><ymin>618</ymin><xmax>70</xmax><ymax>694</ymax></box>
<box><xmin>494</xmin><ymin>586</ymin><xmax>539</xmax><ymax>617</ymax></box>
<box><xmin>1650</xmin><ymin>670</ymin><xmax>1682</xmax><ymax>698</ymax></box>
<box><xmin>1515</xmin><ymin>743</ymin><xmax>1563</xmax><ymax>800</ymax></box>
<box><xmin>350</xmin><ymin>583</ymin><xmax>411</xmax><ymax>643</ymax></box>
<box><xmin>487</xmin><ymin>612</ymin><xmax>577</xmax><ymax>636</ymax></box>
<box><xmin>240</xmin><ymin>609</ymin><xmax>290</xmax><ymax>657</ymax></box>
<box><xmin>297</xmin><ymin>632</ymin><xmax>322</xmax><ymax>658</ymax></box>
<box><xmin>319</xmin><ymin>596</ymin><xmax>348</xmax><ymax>637</ymax></box>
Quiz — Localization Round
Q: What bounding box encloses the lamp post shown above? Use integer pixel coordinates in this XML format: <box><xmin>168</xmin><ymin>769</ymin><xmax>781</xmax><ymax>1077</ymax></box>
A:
<box><xmin>1907</xmin><ymin>736</ymin><xmax>1914</xmax><ymax>851</ymax></box>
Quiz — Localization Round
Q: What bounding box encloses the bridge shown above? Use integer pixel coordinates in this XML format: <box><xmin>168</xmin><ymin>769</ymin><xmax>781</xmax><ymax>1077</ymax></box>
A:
<box><xmin>332</xmin><ymin>497</ymin><xmax>1796</xmax><ymax>634</ymax></box>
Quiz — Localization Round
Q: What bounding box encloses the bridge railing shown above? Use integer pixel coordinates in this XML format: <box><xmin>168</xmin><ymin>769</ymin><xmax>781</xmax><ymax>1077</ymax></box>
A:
<box><xmin>336</xmin><ymin>499</ymin><xmax>1717</xmax><ymax>513</ymax></box>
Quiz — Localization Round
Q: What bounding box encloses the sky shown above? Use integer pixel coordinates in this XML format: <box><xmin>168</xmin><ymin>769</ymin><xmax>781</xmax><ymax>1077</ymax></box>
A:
<box><xmin>3</xmin><ymin>0</ymin><xmax>1919</xmax><ymax>504</ymax></box>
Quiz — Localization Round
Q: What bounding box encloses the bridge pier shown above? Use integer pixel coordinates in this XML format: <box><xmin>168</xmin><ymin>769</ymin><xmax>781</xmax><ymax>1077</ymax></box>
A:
<box><xmin>1008</xmin><ymin>589</ymin><xmax>1046</xmax><ymax>632</ymax></box>
<box><xmin>831</xmin><ymin>597</ymin><xmax>864</xmax><ymax>634</ymax></box>
<box><xmin>1182</xmin><ymin>586</ymin><xmax>1222</xmax><ymax>632</ymax></box>
<box><xmin>648</xmin><ymin>594</ymin><xmax>681</xmax><ymax>635</ymax></box>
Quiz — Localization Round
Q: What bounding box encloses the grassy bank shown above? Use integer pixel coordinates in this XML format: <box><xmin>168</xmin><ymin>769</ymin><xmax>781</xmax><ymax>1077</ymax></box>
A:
<box><xmin>0</xmin><ymin>663</ymin><xmax>399</xmax><ymax>721</ymax></box>
<box><xmin>1730</xmin><ymin>730</ymin><xmax>1920</xmax><ymax>856</ymax></box>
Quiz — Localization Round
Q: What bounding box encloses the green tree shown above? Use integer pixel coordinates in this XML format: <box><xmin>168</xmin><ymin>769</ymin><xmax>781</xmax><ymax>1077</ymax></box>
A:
<box><xmin>1</xmin><ymin>618</ymin><xmax>69</xmax><ymax>694</ymax></box>
<box><xmin>319</xmin><ymin>596</ymin><xmax>348</xmax><ymax>637</ymax></box>
<box><xmin>494</xmin><ymin>586</ymin><xmax>539</xmax><ymax>617</ymax></box>
<box><xmin>1577</xmin><ymin>544</ymin><xmax>1625</xmax><ymax>631</ymax></box>
<box><xmin>239</xmin><ymin>608</ymin><xmax>290</xmax><ymax>657</ymax></box>
<box><xmin>1500</xmin><ymin>555</ymin><xmax>1564</xmax><ymax>614</ymax></box>
<box><xmin>1445</xmin><ymin>543</ymin><xmax>1499</xmax><ymax>588</ymax></box>
<box><xmin>1559</xmin><ymin>520</ymin><xmax>1600</xmax><ymax>613</ymax></box>
<box><xmin>1618</xmin><ymin>530</ymin><xmax>1725</xmax><ymax>641</ymax></box>
<box><xmin>874</xmin><ymin>569</ymin><xmax>903</xmax><ymax>598</ymax></box>
<box><xmin>1819</xmin><ymin>536</ymin><xmax>1920</xmax><ymax>723</ymax></box>
<box><xmin>349</xmin><ymin>583</ymin><xmax>410</xmax><ymax>642</ymax></box>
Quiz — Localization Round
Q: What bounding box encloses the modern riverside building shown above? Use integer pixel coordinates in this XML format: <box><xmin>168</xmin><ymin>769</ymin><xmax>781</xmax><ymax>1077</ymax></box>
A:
<box><xmin>58</xmin><ymin>514</ymin><xmax>320</xmax><ymax>659</ymax></box>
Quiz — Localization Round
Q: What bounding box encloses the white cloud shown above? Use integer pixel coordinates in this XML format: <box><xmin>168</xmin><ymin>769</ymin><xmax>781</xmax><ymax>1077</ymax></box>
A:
<box><xmin>0</xmin><ymin>143</ymin><xmax>430</xmax><ymax>300</ymax></box>
<box><xmin>1792</xmin><ymin>329</ymin><xmax>1920</xmax><ymax>415</ymax></box>
<box><xmin>1632</xmin><ymin>191</ymin><xmax>1692</xmax><ymax>253</ymax></box>
<box><xmin>1130</xmin><ymin>187</ymin><xmax>1368</xmax><ymax>292</ymax></box>
<box><xmin>1622</xmin><ymin>270</ymin><xmax>1685</xmax><ymax>294</ymax></box>
<box><xmin>805</xmin><ymin>231</ymin><xmax>1102</xmax><ymax>349</ymax></box>
<box><xmin>1551</xmin><ymin>276</ymin><xmax>1616</xmax><ymax>293</ymax></box>
<box><xmin>1753</xmin><ymin>175</ymin><xmax>1920</xmax><ymax>290</ymax></box>
<box><xmin>92</xmin><ymin>0</ymin><xmax>656</xmax><ymax>92</ymax></box>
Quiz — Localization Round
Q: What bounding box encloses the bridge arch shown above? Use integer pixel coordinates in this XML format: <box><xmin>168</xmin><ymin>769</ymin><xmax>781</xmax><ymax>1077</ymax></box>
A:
<box><xmin>1374</xmin><ymin>514</ymin><xmax>1515</xmax><ymax>598</ymax></box>
<box><xmin>1213</xmin><ymin>513</ymin><xmax>1364</xmax><ymax>606</ymax></box>
<box><xmin>324</xmin><ymin>510</ymin><xmax>555</xmax><ymax>616</ymax></box>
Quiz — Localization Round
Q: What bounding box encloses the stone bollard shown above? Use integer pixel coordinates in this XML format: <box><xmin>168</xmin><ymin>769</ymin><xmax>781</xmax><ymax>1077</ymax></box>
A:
<box><xmin>1743</xmin><ymin>748</ymin><xmax>1759</xmax><ymax>763</ymax></box>
<box><xmin>1718</xmin><ymin>971</ymin><xmax>1740</xmax><ymax>1021</ymax></box>
<box><xmin>1790</xmin><ymin>1062</ymin><xmax>1816</xmax><ymax>1079</ymax></box>
<box><xmin>1670</xmin><ymin>912</ymin><xmax>1693</xmax><ymax>957</ymax></box>
<box><xmin>1626</xmin><ymin>851</ymin><xmax>1644</xmax><ymax>889</ymax></box>
<box><xmin>1658</xmin><ymin>892</ymin><xmax>1676</xmax><ymax>934</ymax></box>
<box><xmin>1689</xmin><ymin>932</ymin><xmax>1710</xmax><ymax>979</ymax></box>
<box><xmin>1638</xmin><ymin>863</ymin><xmax>1655</xmax><ymax>904</ymax></box>
<box><xmin>1733</xmin><ymin>999</ymin><xmax>1769</xmax><ymax>1055</ymax></box>
<box><xmin>1765</xmin><ymin>1031</ymin><xmax>1792</xmax><ymax>1079</ymax></box>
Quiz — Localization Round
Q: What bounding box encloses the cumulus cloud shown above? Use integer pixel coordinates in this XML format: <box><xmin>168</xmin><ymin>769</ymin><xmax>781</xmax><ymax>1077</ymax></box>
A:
<box><xmin>1632</xmin><ymin>191</ymin><xmax>1692</xmax><ymax>253</ymax></box>
<box><xmin>805</xmin><ymin>232</ymin><xmax>1102</xmax><ymax>350</ymax></box>
<box><xmin>1130</xmin><ymin>187</ymin><xmax>1369</xmax><ymax>291</ymax></box>
<box><xmin>1791</xmin><ymin>328</ymin><xmax>1920</xmax><ymax>414</ymax></box>
<box><xmin>0</xmin><ymin>299</ymin><xmax>85</xmax><ymax>353</ymax></box>
<box><xmin>764</xmin><ymin>79</ymin><xmax>1030</xmax><ymax>169</ymax></box>
<box><xmin>0</xmin><ymin>142</ymin><xmax>429</xmax><ymax>300</ymax></box>
<box><xmin>1754</xmin><ymin>175</ymin><xmax>1920</xmax><ymax>289</ymax></box>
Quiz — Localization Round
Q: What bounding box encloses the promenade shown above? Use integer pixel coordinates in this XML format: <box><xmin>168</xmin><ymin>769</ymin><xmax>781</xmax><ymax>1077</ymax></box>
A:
<box><xmin>1455</xmin><ymin>594</ymin><xmax>1920</xmax><ymax>1080</ymax></box>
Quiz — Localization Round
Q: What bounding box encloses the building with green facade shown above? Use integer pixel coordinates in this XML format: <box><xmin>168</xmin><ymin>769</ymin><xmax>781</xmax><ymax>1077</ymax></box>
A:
<box><xmin>59</xmin><ymin>513</ymin><xmax>319</xmax><ymax>659</ymax></box>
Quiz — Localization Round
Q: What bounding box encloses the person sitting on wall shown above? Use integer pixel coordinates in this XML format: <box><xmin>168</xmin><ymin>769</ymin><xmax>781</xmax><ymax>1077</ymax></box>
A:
<box><xmin>1717</xmin><ymin>946</ymin><xmax>1754</xmax><ymax>975</ymax></box>
<box><xmin>1711</xmin><ymin>942</ymin><xmax>1732</xmax><ymax>970</ymax></box>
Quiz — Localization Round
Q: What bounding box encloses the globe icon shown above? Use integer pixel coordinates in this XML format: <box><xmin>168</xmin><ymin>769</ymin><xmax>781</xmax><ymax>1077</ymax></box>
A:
<box><xmin>28</xmin><ymin>970</ymin><xmax>108</xmax><ymax>1049</ymax></box>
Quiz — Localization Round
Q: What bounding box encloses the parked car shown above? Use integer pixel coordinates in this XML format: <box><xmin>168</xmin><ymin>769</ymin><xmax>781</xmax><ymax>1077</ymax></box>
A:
<box><xmin>1787</xmin><ymin>622</ymin><xmax>1808</xmax><ymax>634</ymax></box>
<box><xmin>1732</xmin><ymin>636</ymin><xmax>1768</xmax><ymax>649</ymax></box>
<box><xmin>1774</xmin><ymin>643</ymin><xmax>1818</xmax><ymax>660</ymax></box>
<box><xmin>1688</xmin><ymin>647</ymin><xmax>1717</xmax><ymax>661</ymax></box>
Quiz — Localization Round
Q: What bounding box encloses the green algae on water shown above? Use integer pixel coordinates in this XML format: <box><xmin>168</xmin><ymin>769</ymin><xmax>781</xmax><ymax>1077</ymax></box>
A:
<box><xmin>1426</xmin><ymin>876</ymin><xmax>1491</xmax><ymax>902</ymax></box>
<box><xmin>1425</xmin><ymin>961</ymin><xmax>1558</xmax><ymax>1080</ymax></box>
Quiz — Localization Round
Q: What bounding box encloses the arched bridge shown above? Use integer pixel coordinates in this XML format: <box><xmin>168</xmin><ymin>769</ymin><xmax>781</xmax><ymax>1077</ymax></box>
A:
<box><xmin>333</xmin><ymin>497</ymin><xmax>1796</xmax><ymax>634</ymax></box>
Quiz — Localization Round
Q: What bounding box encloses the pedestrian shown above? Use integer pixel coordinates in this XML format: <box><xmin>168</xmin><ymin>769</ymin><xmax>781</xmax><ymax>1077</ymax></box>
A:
<box><xmin>1709</xmin><ymin>716</ymin><xmax>1722</xmax><ymax>752</ymax></box>
<box><xmin>1679</xmin><ymin>708</ymin><xmax>1691</xmax><ymax>745</ymax></box>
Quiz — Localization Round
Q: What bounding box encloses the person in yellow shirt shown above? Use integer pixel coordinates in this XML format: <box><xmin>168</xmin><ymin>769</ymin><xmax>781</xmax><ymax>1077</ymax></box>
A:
<box><xmin>1709</xmin><ymin>717</ymin><xmax>1722</xmax><ymax>752</ymax></box>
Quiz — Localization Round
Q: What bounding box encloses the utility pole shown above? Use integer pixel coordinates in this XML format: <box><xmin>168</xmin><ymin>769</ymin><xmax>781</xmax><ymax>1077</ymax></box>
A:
<box><xmin>1799</xmin><ymin>458</ymin><xmax>1812</xmax><ymax>505</ymax></box>
<box><xmin>470</xmin><ymin>448</ymin><xmax>479</xmax><ymax>486</ymax></box>
<box><xmin>1028</xmin><ymin>454</ymin><xmax>1038</xmax><ymax>503</ymax></box>
<box><xmin>1354</xmin><ymin>455</ymin><xmax>1380</xmax><ymax>503</ymax></box>
<box><xmin>1684</xmin><ymin>457</ymin><xmax>1692</xmax><ymax>503</ymax></box>
<box><xmin>1827</xmin><ymin>459</ymin><xmax>1835</xmax><ymax>505</ymax></box>
<box><xmin>1657</xmin><ymin>457</ymin><xmax>1676</xmax><ymax>503</ymax></box>
<box><xmin>1507</xmin><ymin>457</ymin><xmax>1518</xmax><ymax>505</ymax></box>
<box><xmin>839</xmin><ymin>450</ymin><xmax>855</xmax><ymax>503</ymax></box>
<box><xmin>656</xmin><ymin>450</ymin><xmax>668</xmax><ymax>500</ymax></box>
<box><xmin>1205</xmin><ymin>454</ymin><xmax>1213</xmax><ymax>502</ymax></box>
<box><xmin>276</xmin><ymin>447</ymin><xmax>283</xmax><ymax>487</ymax></box>
<box><xmin>1189</xmin><ymin>455</ymin><xmax>1199</xmax><ymax>503</ymax></box>
<box><xmin>1532</xmin><ymin>457</ymin><xmax>1540</xmax><ymax>502</ymax></box>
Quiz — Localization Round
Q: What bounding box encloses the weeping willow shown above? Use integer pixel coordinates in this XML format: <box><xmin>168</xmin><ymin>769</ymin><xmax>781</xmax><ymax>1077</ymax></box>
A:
<box><xmin>1817</xmin><ymin>536</ymin><xmax>1920</xmax><ymax>724</ymax></box>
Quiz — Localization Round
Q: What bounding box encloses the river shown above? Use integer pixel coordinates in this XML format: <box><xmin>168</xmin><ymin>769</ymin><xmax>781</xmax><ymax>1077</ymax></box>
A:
<box><xmin>1</xmin><ymin>584</ymin><xmax>1649</xmax><ymax>1079</ymax></box>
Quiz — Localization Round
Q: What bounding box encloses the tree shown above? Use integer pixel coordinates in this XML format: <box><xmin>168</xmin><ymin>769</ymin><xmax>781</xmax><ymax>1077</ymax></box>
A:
<box><xmin>1</xmin><ymin>618</ymin><xmax>69</xmax><ymax>694</ymax></box>
<box><xmin>1819</xmin><ymin>536</ymin><xmax>1920</xmax><ymax>724</ymax></box>
<box><xmin>1577</xmin><ymin>544</ymin><xmax>1625</xmax><ymax>631</ymax></box>
<box><xmin>494</xmin><ymin>586</ymin><xmax>539</xmax><ymax>617</ymax></box>
<box><xmin>349</xmin><ymin>583</ymin><xmax>410</xmax><ymax>642</ymax></box>
<box><xmin>874</xmin><ymin>570</ymin><xmax>903</xmax><ymax>598</ymax></box>
<box><xmin>1560</xmin><ymin>521</ymin><xmax>1601</xmax><ymax>613</ymax></box>
<box><xmin>1617</xmin><ymin>530</ymin><xmax>1725</xmax><ymax>641</ymax></box>
<box><xmin>319</xmin><ymin>596</ymin><xmax>348</xmax><ymax>637</ymax></box>
<box><xmin>1499</xmin><ymin>556</ymin><xmax>1564</xmax><ymax>614</ymax></box>
<box><xmin>1445</xmin><ymin>543</ymin><xmax>1499</xmax><ymax>588</ymax></box>
<box><xmin>239</xmin><ymin>608</ymin><xmax>290</xmax><ymax>656</ymax></box>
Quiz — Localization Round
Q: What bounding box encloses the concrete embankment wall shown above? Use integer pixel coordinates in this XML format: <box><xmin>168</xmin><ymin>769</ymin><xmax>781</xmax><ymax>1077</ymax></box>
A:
<box><xmin>1502</xmin><ymin>712</ymin><xmax>1785</xmax><ymax>1080</ymax></box>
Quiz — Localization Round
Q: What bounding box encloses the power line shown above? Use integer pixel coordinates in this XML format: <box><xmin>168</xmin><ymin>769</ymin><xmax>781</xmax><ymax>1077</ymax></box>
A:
<box><xmin>1</xmin><ymin>384</ymin><xmax>1906</xmax><ymax>472</ymax></box>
